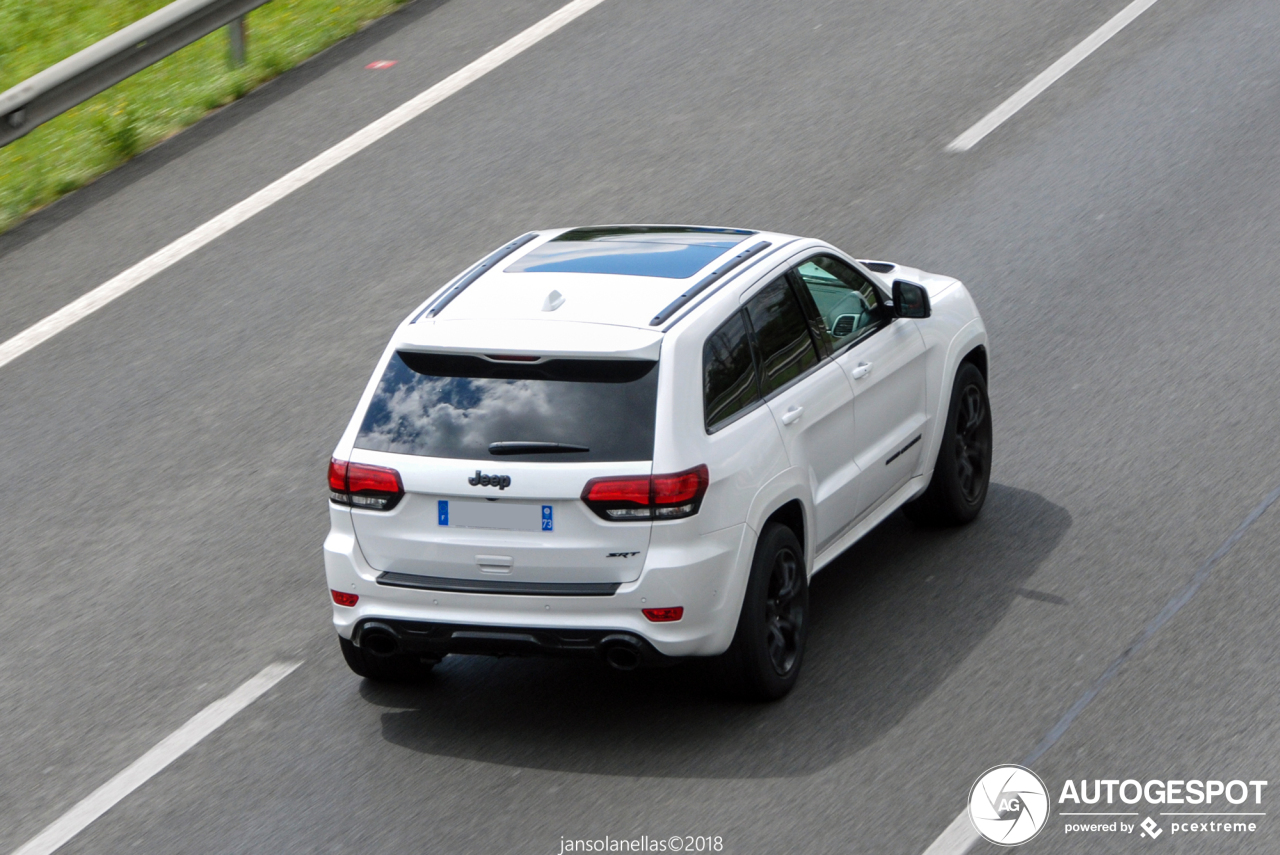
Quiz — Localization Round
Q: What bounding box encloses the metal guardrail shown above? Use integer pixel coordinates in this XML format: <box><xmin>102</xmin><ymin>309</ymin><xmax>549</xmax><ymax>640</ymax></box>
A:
<box><xmin>0</xmin><ymin>0</ymin><xmax>273</xmax><ymax>147</ymax></box>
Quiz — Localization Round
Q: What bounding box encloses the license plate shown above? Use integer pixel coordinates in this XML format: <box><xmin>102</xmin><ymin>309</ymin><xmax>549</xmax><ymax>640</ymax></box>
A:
<box><xmin>437</xmin><ymin>500</ymin><xmax>553</xmax><ymax>532</ymax></box>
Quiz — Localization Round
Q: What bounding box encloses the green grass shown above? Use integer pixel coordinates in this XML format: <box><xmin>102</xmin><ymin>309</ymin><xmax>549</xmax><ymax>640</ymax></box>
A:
<box><xmin>0</xmin><ymin>0</ymin><xmax>414</xmax><ymax>234</ymax></box>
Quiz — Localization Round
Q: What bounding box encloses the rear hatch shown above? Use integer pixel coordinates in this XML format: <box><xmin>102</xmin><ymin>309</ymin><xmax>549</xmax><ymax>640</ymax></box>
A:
<box><xmin>347</xmin><ymin>350</ymin><xmax>658</xmax><ymax>587</ymax></box>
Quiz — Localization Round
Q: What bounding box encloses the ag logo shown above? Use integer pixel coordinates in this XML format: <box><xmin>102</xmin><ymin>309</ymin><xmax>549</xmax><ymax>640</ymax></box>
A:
<box><xmin>968</xmin><ymin>765</ymin><xmax>1050</xmax><ymax>846</ymax></box>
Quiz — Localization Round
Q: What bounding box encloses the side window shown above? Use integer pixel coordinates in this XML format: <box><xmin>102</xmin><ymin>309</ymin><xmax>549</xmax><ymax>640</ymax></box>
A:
<box><xmin>743</xmin><ymin>276</ymin><xmax>821</xmax><ymax>396</ymax></box>
<box><xmin>702</xmin><ymin>310</ymin><xmax>762</xmax><ymax>431</ymax></box>
<box><xmin>793</xmin><ymin>256</ymin><xmax>887</xmax><ymax>350</ymax></box>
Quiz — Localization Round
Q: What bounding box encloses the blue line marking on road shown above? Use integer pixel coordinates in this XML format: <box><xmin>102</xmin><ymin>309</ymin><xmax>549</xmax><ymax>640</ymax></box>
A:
<box><xmin>1024</xmin><ymin>482</ymin><xmax>1280</xmax><ymax>764</ymax></box>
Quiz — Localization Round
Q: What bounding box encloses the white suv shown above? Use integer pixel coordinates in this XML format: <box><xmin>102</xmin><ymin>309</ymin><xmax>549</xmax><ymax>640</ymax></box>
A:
<box><xmin>325</xmin><ymin>226</ymin><xmax>989</xmax><ymax>698</ymax></box>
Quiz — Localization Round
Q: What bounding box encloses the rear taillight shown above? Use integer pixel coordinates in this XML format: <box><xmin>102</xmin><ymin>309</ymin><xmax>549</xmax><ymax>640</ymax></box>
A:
<box><xmin>328</xmin><ymin>458</ymin><xmax>404</xmax><ymax>511</ymax></box>
<box><xmin>581</xmin><ymin>465</ymin><xmax>709</xmax><ymax>521</ymax></box>
<box><xmin>331</xmin><ymin>590</ymin><xmax>359</xmax><ymax>607</ymax></box>
<box><xmin>328</xmin><ymin>459</ymin><xmax>348</xmax><ymax>495</ymax></box>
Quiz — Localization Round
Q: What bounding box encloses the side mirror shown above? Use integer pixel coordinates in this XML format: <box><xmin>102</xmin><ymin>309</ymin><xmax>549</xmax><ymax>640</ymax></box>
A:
<box><xmin>892</xmin><ymin>280</ymin><xmax>931</xmax><ymax>318</ymax></box>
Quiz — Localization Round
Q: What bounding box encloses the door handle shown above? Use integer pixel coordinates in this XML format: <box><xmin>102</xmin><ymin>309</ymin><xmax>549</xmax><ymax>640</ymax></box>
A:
<box><xmin>780</xmin><ymin>406</ymin><xmax>804</xmax><ymax>426</ymax></box>
<box><xmin>851</xmin><ymin>361</ymin><xmax>873</xmax><ymax>380</ymax></box>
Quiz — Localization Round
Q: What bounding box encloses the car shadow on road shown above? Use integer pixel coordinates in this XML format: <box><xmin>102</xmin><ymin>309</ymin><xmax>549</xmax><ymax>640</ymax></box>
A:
<box><xmin>363</xmin><ymin>483</ymin><xmax>1070</xmax><ymax>779</ymax></box>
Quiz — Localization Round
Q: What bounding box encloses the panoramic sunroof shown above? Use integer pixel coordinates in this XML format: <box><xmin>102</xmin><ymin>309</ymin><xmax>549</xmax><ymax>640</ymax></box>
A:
<box><xmin>505</xmin><ymin>226</ymin><xmax>755</xmax><ymax>279</ymax></box>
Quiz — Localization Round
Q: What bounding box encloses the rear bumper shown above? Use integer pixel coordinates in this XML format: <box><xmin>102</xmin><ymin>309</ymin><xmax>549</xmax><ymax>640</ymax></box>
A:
<box><xmin>324</xmin><ymin>510</ymin><xmax>752</xmax><ymax>658</ymax></box>
<box><xmin>351</xmin><ymin>617</ymin><xmax>675</xmax><ymax>667</ymax></box>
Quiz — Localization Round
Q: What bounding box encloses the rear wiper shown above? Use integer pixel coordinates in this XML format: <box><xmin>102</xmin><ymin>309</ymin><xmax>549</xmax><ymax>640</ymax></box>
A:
<box><xmin>488</xmin><ymin>441</ymin><xmax>590</xmax><ymax>455</ymax></box>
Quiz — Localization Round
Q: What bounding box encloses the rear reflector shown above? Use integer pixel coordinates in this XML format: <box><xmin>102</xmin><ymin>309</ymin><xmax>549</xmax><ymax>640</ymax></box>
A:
<box><xmin>642</xmin><ymin>607</ymin><xmax>683</xmax><ymax>622</ymax></box>
<box><xmin>331</xmin><ymin>590</ymin><xmax>359</xmax><ymax>607</ymax></box>
<box><xmin>328</xmin><ymin>458</ymin><xmax>404</xmax><ymax>511</ymax></box>
<box><xmin>581</xmin><ymin>465</ymin><xmax>709</xmax><ymax>521</ymax></box>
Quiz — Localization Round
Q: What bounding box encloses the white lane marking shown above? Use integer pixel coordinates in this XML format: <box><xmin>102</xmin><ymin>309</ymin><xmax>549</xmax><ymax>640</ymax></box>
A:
<box><xmin>9</xmin><ymin>661</ymin><xmax>301</xmax><ymax>855</ymax></box>
<box><xmin>0</xmin><ymin>0</ymin><xmax>609</xmax><ymax>372</ymax></box>
<box><xmin>946</xmin><ymin>0</ymin><xmax>1164</xmax><ymax>151</ymax></box>
<box><xmin>920</xmin><ymin>810</ymin><xmax>980</xmax><ymax>855</ymax></box>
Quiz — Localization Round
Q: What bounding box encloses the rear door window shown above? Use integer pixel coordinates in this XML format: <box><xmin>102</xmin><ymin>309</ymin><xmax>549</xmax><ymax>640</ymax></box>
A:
<box><xmin>355</xmin><ymin>353</ymin><xmax>658</xmax><ymax>462</ymax></box>
<box><xmin>743</xmin><ymin>276</ymin><xmax>821</xmax><ymax>396</ymax></box>
<box><xmin>703</xmin><ymin>310</ymin><xmax>761</xmax><ymax>431</ymax></box>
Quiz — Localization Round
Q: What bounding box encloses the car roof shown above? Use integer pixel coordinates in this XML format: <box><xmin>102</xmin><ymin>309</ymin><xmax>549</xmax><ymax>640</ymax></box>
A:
<box><xmin>394</xmin><ymin>225</ymin><xmax>807</xmax><ymax>356</ymax></box>
<box><xmin>432</xmin><ymin>226</ymin><xmax>803</xmax><ymax>324</ymax></box>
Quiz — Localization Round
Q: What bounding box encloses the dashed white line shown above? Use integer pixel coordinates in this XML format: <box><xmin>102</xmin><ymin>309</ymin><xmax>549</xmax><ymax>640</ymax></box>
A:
<box><xmin>946</xmin><ymin>0</ymin><xmax>1165</xmax><ymax>151</ymax></box>
<box><xmin>9</xmin><ymin>661</ymin><xmax>301</xmax><ymax>855</ymax></box>
<box><xmin>0</xmin><ymin>0</ymin><xmax>610</xmax><ymax>373</ymax></box>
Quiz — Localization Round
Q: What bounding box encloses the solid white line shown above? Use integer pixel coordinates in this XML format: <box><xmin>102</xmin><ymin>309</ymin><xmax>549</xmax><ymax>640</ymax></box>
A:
<box><xmin>0</xmin><ymin>0</ymin><xmax>609</xmax><ymax>372</ymax></box>
<box><xmin>946</xmin><ymin>0</ymin><xmax>1164</xmax><ymax>151</ymax></box>
<box><xmin>9</xmin><ymin>661</ymin><xmax>301</xmax><ymax>855</ymax></box>
<box><xmin>920</xmin><ymin>810</ymin><xmax>980</xmax><ymax>855</ymax></box>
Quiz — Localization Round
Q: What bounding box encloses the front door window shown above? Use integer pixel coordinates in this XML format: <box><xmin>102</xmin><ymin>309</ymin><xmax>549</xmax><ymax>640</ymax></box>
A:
<box><xmin>792</xmin><ymin>256</ymin><xmax>888</xmax><ymax>352</ymax></box>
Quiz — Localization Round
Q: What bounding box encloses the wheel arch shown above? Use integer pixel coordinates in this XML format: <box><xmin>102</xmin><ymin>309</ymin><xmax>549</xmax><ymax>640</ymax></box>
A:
<box><xmin>744</xmin><ymin>469</ymin><xmax>814</xmax><ymax>574</ymax></box>
<box><xmin>762</xmin><ymin>499</ymin><xmax>806</xmax><ymax>557</ymax></box>
<box><xmin>917</xmin><ymin>318</ymin><xmax>989</xmax><ymax>491</ymax></box>
<box><xmin>960</xmin><ymin>343</ymin><xmax>987</xmax><ymax>380</ymax></box>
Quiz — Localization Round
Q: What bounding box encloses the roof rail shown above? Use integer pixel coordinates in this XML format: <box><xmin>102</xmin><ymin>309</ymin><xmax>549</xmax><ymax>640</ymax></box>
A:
<box><xmin>648</xmin><ymin>240</ymin><xmax>772</xmax><ymax>327</ymax></box>
<box><xmin>414</xmin><ymin>232</ymin><xmax>540</xmax><ymax>322</ymax></box>
<box><xmin>663</xmin><ymin>237</ymin><xmax>800</xmax><ymax>331</ymax></box>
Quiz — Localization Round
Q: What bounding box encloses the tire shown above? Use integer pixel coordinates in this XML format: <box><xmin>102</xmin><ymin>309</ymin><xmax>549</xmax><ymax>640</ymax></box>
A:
<box><xmin>903</xmin><ymin>361</ymin><xmax>992</xmax><ymax>526</ymax></box>
<box><xmin>718</xmin><ymin>523</ymin><xmax>809</xmax><ymax>701</ymax></box>
<box><xmin>339</xmin><ymin>635</ymin><xmax>436</xmax><ymax>683</ymax></box>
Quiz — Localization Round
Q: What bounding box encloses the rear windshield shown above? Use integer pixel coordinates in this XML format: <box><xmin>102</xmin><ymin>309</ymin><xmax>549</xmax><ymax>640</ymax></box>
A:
<box><xmin>354</xmin><ymin>352</ymin><xmax>658</xmax><ymax>462</ymax></box>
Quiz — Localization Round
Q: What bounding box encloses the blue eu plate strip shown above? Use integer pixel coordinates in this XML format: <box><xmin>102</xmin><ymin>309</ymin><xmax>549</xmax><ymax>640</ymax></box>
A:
<box><xmin>438</xmin><ymin>500</ymin><xmax>449</xmax><ymax>526</ymax></box>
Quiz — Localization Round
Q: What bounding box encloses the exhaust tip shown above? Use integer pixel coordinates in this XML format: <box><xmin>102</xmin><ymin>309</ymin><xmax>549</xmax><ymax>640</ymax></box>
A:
<box><xmin>600</xmin><ymin>634</ymin><xmax>644</xmax><ymax>671</ymax></box>
<box><xmin>359</xmin><ymin>622</ymin><xmax>401</xmax><ymax>657</ymax></box>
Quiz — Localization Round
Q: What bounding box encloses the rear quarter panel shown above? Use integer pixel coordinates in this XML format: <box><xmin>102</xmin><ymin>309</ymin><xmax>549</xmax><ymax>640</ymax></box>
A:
<box><xmin>653</xmin><ymin>310</ymin><xmax>790</xmax><ymax>539</ymax></box>
<box><xmin>655</xmin><ymin>252</ymin><xmax>823</xmax><ymax>577</ymax></box>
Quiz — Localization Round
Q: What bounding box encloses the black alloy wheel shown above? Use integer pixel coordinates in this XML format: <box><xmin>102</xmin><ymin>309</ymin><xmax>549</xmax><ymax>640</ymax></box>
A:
<box><xmin>954</xmin><ymin>381</ymin><xmax>990</xmax><ymax>504</ymax></box>
<box><xmin>339</xmin><ymin>635</ymin><xmax>436</xmax><ymax>683</ymax></box>
<box><xmin>719</xmin><ymin>523</ymin><xmax>809</xmax><ymax>700</ymax></box>
<box><xmin>764</xmin><ymin>545</ymin><xmax>804</xmax><ymax>676</ymax></box>
<box><xmin>903</xmin><ymin>361</ymin><xmax>992</xmax><ymax>525</ymax></box>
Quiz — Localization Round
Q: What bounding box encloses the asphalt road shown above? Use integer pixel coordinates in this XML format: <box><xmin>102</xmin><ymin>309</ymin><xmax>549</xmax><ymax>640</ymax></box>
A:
<box><xmin>2</xmin><ymin>0</ymin><xmax>1280</xmax><ymax>852</ymax></box>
